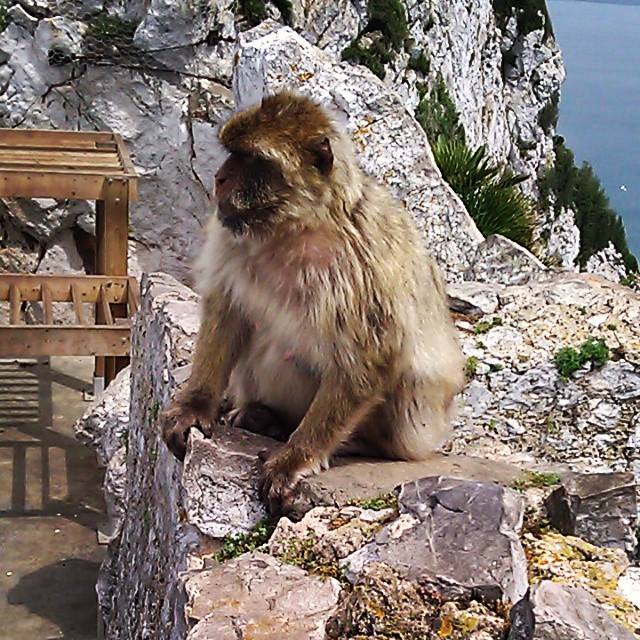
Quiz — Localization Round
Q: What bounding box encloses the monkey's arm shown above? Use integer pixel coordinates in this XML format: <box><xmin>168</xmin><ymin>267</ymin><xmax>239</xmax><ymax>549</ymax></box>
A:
<box><xmin>260</xmin><ymin>371</ymin><xmax>382</xmax><ymax>512</ymax></box>
<box><xmin>161</xmin><ymin>293</ymin><xmax>249</xmax><ymax>460</ymax></box>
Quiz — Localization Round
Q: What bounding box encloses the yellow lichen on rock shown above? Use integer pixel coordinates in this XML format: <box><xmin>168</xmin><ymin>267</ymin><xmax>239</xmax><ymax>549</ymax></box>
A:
<box><xmin>524</xmin><ymin>531</ymin><xmax>640</xmax><ymax>635</ymax></box>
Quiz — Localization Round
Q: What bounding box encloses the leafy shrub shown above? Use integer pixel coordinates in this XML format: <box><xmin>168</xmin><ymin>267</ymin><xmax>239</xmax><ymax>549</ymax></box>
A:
<box><xmin>432</xmin><ymin>137</ymin><xmax>535</xmax><ymax>247</ymax></box>
<box><xmin>408</xmin><ymin>50</ymin><xmax>430</xmax><ymax>75</ymax></box>
<box><xmin>512</xmin><ymin>470</ymin><xmax>561</xmax><ymax>491</ymax></box>
<box><xmin>415</xmin><ymin>76</ymin><xmax>465</xmax><ymax>145</ymax></box>
<box><xmin>239</xmin><ymin>0</ymin><xmax>267</xmax><ymax>26</ymax></box>
<box><xmin>341</xmin><ymin>0</ymin><xmax>408</xmax><ymax>80</ymax></box>
<box><xmin>493</xmin><ymin>0</ymin><xmax>554</xmax><ymax>41</ymax></box>
<box><xmin>540</xmin><ymin>137</ymin><xmax>638</xmax><ymax>273</ymax></box>
<box><xmin>538</xmin><ymin>91</ymin><xmax>559</xmax><ymax>133</ymax></box>
<box><xmin>554</xmin><ymin>337</ymin><xmax>609</xmax><ymax>379</ymax></box>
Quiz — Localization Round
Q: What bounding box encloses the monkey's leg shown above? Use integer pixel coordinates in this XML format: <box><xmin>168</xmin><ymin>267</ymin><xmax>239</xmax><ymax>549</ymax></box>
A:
<box><xmin>160</xmin><ymin>294</ymin><xmax>249</xmax><ymax>461</ymax></box>
<box><xmin>259</xmin><ymin>374</ymin><xmax>381</xmax><ymax>513</ymax></box>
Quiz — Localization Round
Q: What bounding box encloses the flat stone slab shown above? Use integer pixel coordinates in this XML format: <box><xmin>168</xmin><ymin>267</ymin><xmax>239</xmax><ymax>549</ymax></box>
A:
<box><xmin>292</xmin><ymin>452</ymin><xmax>522</xmax><ymax>517</ymax></box>
<box><xmin>343</xmin><ymin>476</ymin><xmax>528</xmax><ymax>603</ymax></box>
<box><xmin>184</xmin><ymin>552</ymin><xmax>341</xmax><ymax>640</ymax></box>
<box><xmin>545</xmin><ymin>472</ymin><xmax>637</xmax><ymax>555</ymax></box>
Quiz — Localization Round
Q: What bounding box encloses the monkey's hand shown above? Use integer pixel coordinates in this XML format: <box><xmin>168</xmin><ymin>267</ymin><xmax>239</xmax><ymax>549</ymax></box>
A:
<box><xmin>160</xmin><ymin>394</ymin><xmax>216</xmax><ymax>462</ymax></box>
<box><xmin>259</xmin><ymin>446</ymin><xmax>318</xmax><ymax>515</ymax></box>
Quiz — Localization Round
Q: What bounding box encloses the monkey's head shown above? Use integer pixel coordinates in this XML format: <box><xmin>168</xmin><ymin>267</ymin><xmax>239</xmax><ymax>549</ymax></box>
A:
<box><xmin>215</xmin><ymin>91</ymin><xmax>356</xmax><ymax>236</ymax></box>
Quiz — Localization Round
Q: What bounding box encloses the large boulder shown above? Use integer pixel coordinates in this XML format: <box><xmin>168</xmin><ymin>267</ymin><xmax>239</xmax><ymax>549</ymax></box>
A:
<box><xmin>343</xmin><ymin>477</ymin><xmax>528</xmax><ymax>603</ymax></box>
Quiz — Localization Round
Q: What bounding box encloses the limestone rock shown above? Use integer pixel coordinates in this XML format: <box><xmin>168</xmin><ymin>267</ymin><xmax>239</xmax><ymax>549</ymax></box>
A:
<box><xmin>233</xmin><ymin>23</ymin><xmax>483</xmax><ymax>281</ymax></box>
<box><xmin>184</xmin><ymin>552</ymin><xmax>341</xmax><ymax>640</ymax></box>
<box><xmin>343</xmin><ymin>477</ymin><xmax>528</xmax><ymax>603</ymax></box>
<box><xmin>464</xmin><ymin>234</ymin><xmax>549</xmax><ymax>286</ymax></box>
<box><xmin>327</xmin><ymin>562</ymin><xmax>506</xmax><ymax>640</ymax></box>
<box><xmin>183</xmin><ymin>428</ymin><xmax>272</xmax><ymax>538</ymax></box>
<box><xmin>292</xmin><ymin>453</ymin><xmax>520</xmax><ymax>518</ymax></box>
<box><xmin>545</xmin><ymin>472</ymin><xmax>637</xmax><ymax>555</ymax></box>
<box><xmin>74</xmin><ymin>365</ymin><xmax>131</xmax><ymax>465</ymax></box>
<box><xmin>544</xmin><ymin>207</ymin><xmax>580</xmax><ymax>270</ymax></box>
<box><xmin>618</xmin><ymin>567</ymin><xmax>640</xmax><ymax>610</ymax></box>
<box><xmin>531</xmin><ymin>581</ymin><xmax>636</xmax><ymax>640</ymax></box>
<box><xmin>585</xmin><ymin>242</ymin><xmax>628</xmax><ymax>283</ymax></box>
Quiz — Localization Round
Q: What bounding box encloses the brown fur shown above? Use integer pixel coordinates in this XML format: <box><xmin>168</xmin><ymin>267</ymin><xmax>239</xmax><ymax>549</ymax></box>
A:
<box><xmin>160</xmin><ymin>92</ymin><xmax>465</xmax><ymax>513</ymax></box>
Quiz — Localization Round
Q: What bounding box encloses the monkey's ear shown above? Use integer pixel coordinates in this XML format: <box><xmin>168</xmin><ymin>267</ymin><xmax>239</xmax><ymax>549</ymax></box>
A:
<box><xmin>308</xmin><ymin>137</ymin><xmax>333</xmax><ymax>175</ymax></box>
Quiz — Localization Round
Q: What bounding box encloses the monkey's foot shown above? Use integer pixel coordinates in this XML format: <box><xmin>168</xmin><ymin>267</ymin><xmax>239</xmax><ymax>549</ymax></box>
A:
<box><xmin>227</xmin><ymin>402</ymin><xmax>290</xmax><ymax>441</ymax></box>
<box><xmin>258</xmin><ymin>446</ymin><xmax>320</xmax><ymax>515</ymax></box>
<box><xmin>160</xmin><ymin>398</ymin><xmax>216</xmax><ymax>462</ymax></box>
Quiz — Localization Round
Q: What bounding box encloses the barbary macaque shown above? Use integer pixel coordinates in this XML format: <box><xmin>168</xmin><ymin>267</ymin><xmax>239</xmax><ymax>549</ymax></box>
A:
<box><xmin>161</xmin><ymin>91</ymin><xmax>465</xmax><ymax>513</ymax></box>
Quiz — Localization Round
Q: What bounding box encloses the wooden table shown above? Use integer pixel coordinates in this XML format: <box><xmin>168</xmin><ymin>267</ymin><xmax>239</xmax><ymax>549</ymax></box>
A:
<box><xmin>0</xmin><ymin>128</ymin><xmax>139</xmax><ymax>392</ymax></box>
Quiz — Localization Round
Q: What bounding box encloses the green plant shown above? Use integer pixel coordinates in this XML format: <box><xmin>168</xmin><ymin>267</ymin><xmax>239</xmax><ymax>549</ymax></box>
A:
<box><xmin>540</xmin><ymin>137</ymin><xmax>638</xmax><ymax>273</ymax></box>
<box><xmin>465</xmin><ymin>356</ymin><xmax>479</xmax><ymax>378</ymax></box>
<box><xmin>415</xmin><ymin>76</ymin><xmax>465</xmax><ymax>145</ymax></box>
<box><xmin>432</xmin><ymin>137</ymin><xmax>535</xmax><ymax>247</ymax></box>
<box><xmin>408</xmin><ymin>50</ymin><xmax>430</xmax><ymax>74</ymax></box>
<box><xmin>349</xmin><ymin>492</ymin><xmax>398</xmax><ymax>511</ymax></box>
<box><xmin>150</xmin><ymin>401</ymin><xmax>161</xmax><ymax>421</ymax></box>
<box><xmin>512</xmin><ymin>470</ymin><xmax>561</xmax><ymax>491</ymax></box>
<box><xmin>341</xmin><ymin>0</ymin><xmax>408</xmax><ymax>79</ymax></box>
<box><xmin>493</xmin><ymin>0</ymin><xmax>553</xmax><ymax>41</ymax></box>
<box><xmin>214</xmin><ymin>518</ymin><xmax>277</xmax><ymax>562</ymax></box>
<box><xmin>238</xmin><ymin>0</ymin><xmax>267</xmax><ymax>26</ymax></box>
<box><xmin>474</xmin><ymin>317</ymin><xmax>503</xmax><ymax>334</ymax></box>
<box><xmin>0</xmin><ymin>0</ymin><xmax>9</xmax><ymax>33</ymax></box>
<box><xmin>272</xmin><ymin>0</ymin><xmax>293</xmax><ymax>25</ymax></box>
<box><xmin>554</xmin><ymin>337</ymin><xmax>609</xmax><ymax>379</ymax></box>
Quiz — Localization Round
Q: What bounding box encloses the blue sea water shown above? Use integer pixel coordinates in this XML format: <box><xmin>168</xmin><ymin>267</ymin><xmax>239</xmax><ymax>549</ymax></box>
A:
<box><xmin>547</xmin><ymin>0</ymin><xmax>640</xmax><ymax>258</ymax></box>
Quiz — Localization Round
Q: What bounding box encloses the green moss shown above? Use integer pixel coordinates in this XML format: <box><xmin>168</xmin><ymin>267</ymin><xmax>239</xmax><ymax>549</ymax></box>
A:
<box><xmin>150</xmin><ymin>401</ymin><xmax>161</xmax><ymax>421</ymax></box>
<box><xmin>554</xmin><ymin>337</ymin><xmax>610</xmax><ymax>379</ymax></box>
<box><xmin>465</xmin><ymin>356</ymin><xmax>479</xmax><ymax>378</ymax></box>
<box><xmin>493</xmin><ymin>0</ymin><xmax>554</xmax><ymax>41</ymax></box>
<box><xmin>214</xmin><ymin>518</ymin><xmax>277</xmax><ymax>562</ymax></box>
<box><xmin>474</xmin><ymin>317</ymin><xmax>503</xmax><ymax>334</ymax></box>
<box><xmin>408</xmin><ymin>50</ymin><xmax>430</xmax><ymax>75</ymax></box>
<box><xmin>278</xmin><ymin>532</ymin><xmax>344</xmax><ymax>580</ymax></box>
<box><xmin>512</xmin><ymin>470</ymin><xmax>561</xmax><ymax>491</ymax></box>
<box><xmin>341</xmin><ymin>0</ymin><xmax>408</xmax><ymax>80</ymax></box>
<box><xmin>348</xmin><ymin>492</ymin><xmax>398</xmax><ymax>511</ymax></box>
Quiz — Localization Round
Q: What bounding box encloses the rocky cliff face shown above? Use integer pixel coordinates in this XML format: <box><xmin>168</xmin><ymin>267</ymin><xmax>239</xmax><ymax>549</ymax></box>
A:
<box><xmin>0</xmin><ymin>0</ymin><xmax>585</xmax><ymax>284</ymax></box>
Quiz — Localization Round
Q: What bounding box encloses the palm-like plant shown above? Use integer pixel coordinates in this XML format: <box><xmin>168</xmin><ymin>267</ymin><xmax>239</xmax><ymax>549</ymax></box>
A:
<box><xmin>432</xmin><ymin>137</ymin><xmax>534</xmax><ymax>248</ymax></box>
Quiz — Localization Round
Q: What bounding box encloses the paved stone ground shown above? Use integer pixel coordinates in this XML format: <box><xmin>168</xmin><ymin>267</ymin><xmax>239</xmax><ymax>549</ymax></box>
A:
<box><xmin>0</xmin><ymin>357</ymin><xmax>105</xmax><ymax>640</ymax></box>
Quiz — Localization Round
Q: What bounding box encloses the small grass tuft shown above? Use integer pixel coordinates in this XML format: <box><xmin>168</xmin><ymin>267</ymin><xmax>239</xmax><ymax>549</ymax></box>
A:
<box><xmin>512</xmin><ymin>470</ymin><xmax>561</xmax><ymax>491</ymax></box>
<box><xmin>348</xmin><ymin>492</ymin><xmax>398</xmax><ymax>511</ymax></box>
<box><xmin>214</xmin><ymin>518</ymin><xmax>277</xmax><ymax>562</ymax></box>
<box><xmin>465</xmin><ymin>356</ymin><xmax>479</xmax><ymax>379</ymax></box>
<box><xmin>474</xmin><ymin>317</ymin><xmax>503</xmax><ymax>334</ymax></box>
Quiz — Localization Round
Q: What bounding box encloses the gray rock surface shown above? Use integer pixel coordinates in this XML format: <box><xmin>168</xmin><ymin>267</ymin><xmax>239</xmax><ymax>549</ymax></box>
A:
<box><xmin>343</xmin><ymin>477</ymin><xmax>528</xmax><ymax>603</ymax></box>
<box><xmin>465</xmin><ymin>234</ymin><xmax>549</xmax><ymax>285</ymax></box>
<box><xmin>531</xmin><ymin>580</ymin><xmax>636</xmax><ymax>640</ymax></box>
<box><xmin>545</xmin><ymin>472</ymin><xmax>638</xmax><ymax>555</ymax></box>
<box><xmin>183</xmin><ymin>552</ymin><xmax>341</xmax><ymax>640</ymax></box>
<box><xmin>233</xmin><ymin>23</ymin><xmax>483</xmax><ymax>281</ymax></box>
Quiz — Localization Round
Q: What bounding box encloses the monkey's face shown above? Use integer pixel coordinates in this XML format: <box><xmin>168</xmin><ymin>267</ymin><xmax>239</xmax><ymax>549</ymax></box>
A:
<box><xmin>214</xmin><ymin>151</ymin><xmax>289</xmax><ymax>236</ymax></box>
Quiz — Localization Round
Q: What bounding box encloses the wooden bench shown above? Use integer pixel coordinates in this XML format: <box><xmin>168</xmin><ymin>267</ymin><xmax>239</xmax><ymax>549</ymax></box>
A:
<box><xmin>0</xmin><ymin>129</ymin><xmax>138</xmax><ymax>393</ymax></box>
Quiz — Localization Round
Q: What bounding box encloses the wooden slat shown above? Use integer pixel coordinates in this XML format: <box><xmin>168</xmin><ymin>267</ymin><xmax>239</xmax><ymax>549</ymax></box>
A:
<box><xmin>0</xmin><ymin>159</ymin><xmax>121</xmax><ymax>170</ymax></box>
<box><xmin>0</xmin><ymin>149</ymin><xmax>120</xmax><ymax>161</ymax></box>
<box><xmin>0</xmin><ymin>326</ymin><xmax>131</xmax><ymax>357</ymax></box>
<box><xmin>0</xmin><ymin>128</ymin><xmax>115</xmax><ymax>146</ymax></box>
<box><xmin>41</xmin><ymin>283</ymin><xmax>53</xmax><ymax>325</ymax></box>
<box><xmin>99</xmin><ymin>285</ymin><xmax>114</xmax><ymax>326</ymax></box>
<box><xmin>96</xmin><ymin>179</ymin><xmax>129</xmax><ymax>277</ymax></box>
<box><xmin>0</xmin><ymin>172</ymin><xmax>109</xmax><ymax>200</ymax></box>
<box><xmin>9</xmin><ymin>284</ymin><xmax>20</xmax><ymax>325</ymax></box>
<box><xmin>127</xmin><ymin>278</ymin><xmax>140</xmax><ymax>316</ymax></box>
<box><xmin>71</xmin><ymin>284</ymin><xmax>86</xmax><ymax>325</ymax></box>
<box><xmin>0</xmin><ymin>275</ymin><xmax>129</xmax><ymax>303</ymax></box>
<box><xmin>0</xmin><ymin>141</ymin><xmax>117</xmax><ymax>152</ymax></box>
